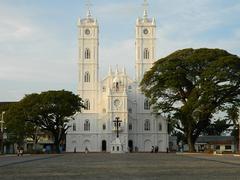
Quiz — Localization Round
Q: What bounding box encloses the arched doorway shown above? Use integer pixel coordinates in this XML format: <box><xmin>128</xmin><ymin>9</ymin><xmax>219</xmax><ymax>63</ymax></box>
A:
<box><xmin>128</xmin><ymin>140</ymin><xmax>133</xmax><ymax>152</ymax></box>
<box><xmin>102</xmin><ymin>140</ymin><xmax>107</xmax><ymax>152</ymax></box>
<box><xmin>83</xmin><ymin>140</ymin><xmax>91</xmax><ymax>151</ymax></box>
<box><xmin>144</xmin><ymin>140</ymin><xmax>152</xmax><ymax>152</ymax></box>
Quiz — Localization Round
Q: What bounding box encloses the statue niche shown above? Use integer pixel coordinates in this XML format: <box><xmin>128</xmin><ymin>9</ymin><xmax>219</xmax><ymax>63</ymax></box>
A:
<box><xmin>113</xmin><ymin>77</ymin><xmax>122</xmax><ymax>92</ymax></box>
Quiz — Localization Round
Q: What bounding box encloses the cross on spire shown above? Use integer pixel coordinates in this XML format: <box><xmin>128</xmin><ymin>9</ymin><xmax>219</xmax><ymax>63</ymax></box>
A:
<box><xmin>86</xmin><ymin>0</ymin><xmax>92</xmax><ymax>18</ymax></box>
<box><xmin>142</xmin><ymin>0</ymin><xmax>149</xmax><ymax>18</ymax></box>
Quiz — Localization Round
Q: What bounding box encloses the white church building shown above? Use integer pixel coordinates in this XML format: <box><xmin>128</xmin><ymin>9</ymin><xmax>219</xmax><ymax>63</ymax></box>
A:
<box><xmin>66</xmin><ymin>1</ymin><xmax>169</xmax><ymax>153</ymax></box>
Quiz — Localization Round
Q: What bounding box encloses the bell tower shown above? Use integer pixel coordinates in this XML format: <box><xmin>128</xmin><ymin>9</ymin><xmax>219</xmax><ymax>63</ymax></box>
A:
<box><xmin>135</xmin><ymin>0</ymin><xmax>156</xmax><ymax>83</ymax></box>
<box><xmin>77</xmin><ymin>2</ymin><xmax>99</xmax><ymax>112</ymax></box>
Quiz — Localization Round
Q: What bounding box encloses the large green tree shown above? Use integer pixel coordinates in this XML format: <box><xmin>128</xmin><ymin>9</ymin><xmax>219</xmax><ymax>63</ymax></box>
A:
<box><xmin>5</xmin><ymin>103</ymin><xmax>36</xmax><ymax>146</ymax></box>
<box><xmin>140</xmin><ymin>48</ymin><xmax>240</xmax><ymax>152</ymax></box>
<box><xmin>0</xmin><ymin>103</ymin><xmax>19</xmax><ymax>152</ymax></box>
<box><xmin>227</xmin><ymin>106</ymin><xmax>240</xmax><ymax>147</ymax></box>
<box><xmin>201</xmin><ymin>119</ymin><xmax>232</xmax><ymax>136</ymax></box>
<box><xmin>5</xmin><ymin>90</ymin><xmax>84</xmax><ymax>153</ymax></box>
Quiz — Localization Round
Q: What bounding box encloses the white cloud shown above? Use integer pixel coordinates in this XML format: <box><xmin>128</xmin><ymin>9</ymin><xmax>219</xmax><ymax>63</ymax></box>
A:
<box><xmin>0</xmin><ymin>3</ymin><xmax>77</xmax><ymax>101</ymax></box>
<box><xmin>0</xmin><ymin>0</ymin><xmax>240</xmax><ymax>101</ymax></box>
<box><xmin>153</xmin><ymin>0</ymin><xmax>240</xmax><ymax>58</ymax></box>
<box><xmin>0</xmin><ymin>20</ymin><xmax>33</xmax><ymax>41</ymax></box>
<box><xmin>0</xmin><ymin>3</ymin><xmax>74</xmax><ymax>80</ymax></box>
<box><xmin>13</xmin><ymin>26</ymin><xmax>33</xmax><ymax>38</ymax></box>
<box><xmin>0</xmin><ymin>5</ymin><xmax>35</xmax><ymax>42</ymax></box>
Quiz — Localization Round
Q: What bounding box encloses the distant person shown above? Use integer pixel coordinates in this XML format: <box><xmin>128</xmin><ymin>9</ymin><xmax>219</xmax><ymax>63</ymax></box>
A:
<box><xmin>134</xmin><ymin>146</ymin><xmax>138</xmax><ymax>152</ymax></box>
<box><xmin>20</xmin><ymin>147</ymin><xmax>24</xmax><ymax>156</ymax></box>
<box><xmin>85</xmin><ymin>147</ymin><xmax>89</xmax><ymax>154</ymax></box>
<box><xmin>17</xmin><ymin>146</ymin><xmax>20</xmax><ymax>156</ymax></box>
<box><xmin>151</xmin><ymin>146</ymin><xmax>154</xmax><ymax>153</ymax></box>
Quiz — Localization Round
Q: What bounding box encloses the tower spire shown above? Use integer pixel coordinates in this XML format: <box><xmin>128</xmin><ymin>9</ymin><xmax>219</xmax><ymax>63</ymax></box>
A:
<box><xmin>86</xmin><ymin>0</ymin><xmax>92</xmax><ymax>18</ymax></box>
<box><xmin>142</xmin><ymin>0</ymin><xmax>149</xmax><ymax>18</ymax></box>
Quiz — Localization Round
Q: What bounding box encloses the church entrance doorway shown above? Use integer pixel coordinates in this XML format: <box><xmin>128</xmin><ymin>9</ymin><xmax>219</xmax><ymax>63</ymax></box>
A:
<box><xmin>102</xmin><ymin>140</ymin><xmax>107</xmax><ymax>152</ymax></box>
<box><xmin>83</xmin><ymin>140</ymin><xmax>91</xmax><ymax>152</ymax></box>
<box><xmin>144</xmin><ymin>140</ymin><xmax>152</xmax><ymax>152</ymax></box>
<box><xmin>128</xmin><ymin>140</ymin><xmax>133</xmax><ymax>152</ymax></box>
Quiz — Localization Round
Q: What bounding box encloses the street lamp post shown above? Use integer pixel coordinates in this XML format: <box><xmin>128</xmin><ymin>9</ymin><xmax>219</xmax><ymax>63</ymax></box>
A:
<box><xmin>0</xmin><ymin>111</ymin><xmax>6</xmax><ymax>154</ymax></box>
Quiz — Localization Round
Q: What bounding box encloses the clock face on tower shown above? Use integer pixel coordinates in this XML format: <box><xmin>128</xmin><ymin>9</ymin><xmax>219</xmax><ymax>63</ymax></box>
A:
<box><xmin>114</xmin><ymin>99</ymin><xmax>120</xmax><ymax>107</ymax></box>
<box><xmin>143</xmin><ymin>28</ymin><xmax>149</xmax><ymax>35</ymax></box>
<box><xmin>85</xmin><ymin>29</ymin><xmax>90</xmax><ymax>35</ymax></box>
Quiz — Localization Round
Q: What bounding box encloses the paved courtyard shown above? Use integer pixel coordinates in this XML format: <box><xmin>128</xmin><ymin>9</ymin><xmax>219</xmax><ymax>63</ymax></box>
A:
<box><xmin>0</xmin><ymin>153</ymin><xmax>240</xmax><ymax>180</ymax></box>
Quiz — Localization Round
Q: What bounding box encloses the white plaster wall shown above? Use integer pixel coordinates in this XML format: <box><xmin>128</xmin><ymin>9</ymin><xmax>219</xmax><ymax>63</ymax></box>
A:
<box><xmin>66</xmin><ymin>10</ymin><xmax>169</xmax><ymax>153</ymax></box>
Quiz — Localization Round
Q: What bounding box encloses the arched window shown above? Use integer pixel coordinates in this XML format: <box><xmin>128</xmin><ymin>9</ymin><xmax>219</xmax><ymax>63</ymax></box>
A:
<box><xmin>129</xmin><ymin>123</ymin><xmax>132</xmax><ymax>131</ymax></box>
<box><xmin>84</xmin><ymin>99</ymin><xmax>90</xmax><ymax>110</ymax></box>
<box><xmin>144</xmin><ymin>99</ymin><xmax>150</xmax><ymax>110</ymax></box>
<box><xmin>84</xmin><ymin>72</ymin><xmax>90</xmax><ymax>82</ymax></box>
<box><xmin>103</xmin><ymin>123</ymin><xmax>106</xmax><ymax>130</ymax></box>
<box><xmin>144</xmin><ymin>48</ymin><xmax>150</xmax><ymax>59</ymax></box>
<box><xmin>85</xmin><ymin>48</ymin><xmax>91</xmax><ymax>59</ymax></box>
<box><xmin>84</xmin><ymin>120</ymin><xmax>90</xmax><ymax>131</ymax></box>
<box><xmin>144</xmin><ymin>119</ymin><xmax>150</xmax><ymax>131</ymax></box>
<box><xmin>159</xmin><ymin>123</ymin><xmax>162</xmax><ymax>131</ymax></box>
<box><xmin>73</xmin><ymin>123</ymin><xmax>76</xmax><ymax>131</ymax></box>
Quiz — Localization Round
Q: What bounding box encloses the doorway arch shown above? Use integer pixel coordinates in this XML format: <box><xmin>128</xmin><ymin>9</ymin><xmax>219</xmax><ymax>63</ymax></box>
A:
<box><xmin>128</xmin><ymin>140</ymin><xmax>133</xmax><ymax>152</ymax></box>
<box><xmin>144</xmin><ymin>140</ymin><xmax>152</xmax><ymax>152</ymax></box>
<box><xmin>102</xmin><ymin>140</ymin><xmax>107</xmax><ymax>152</ymax></box>
<box><xmin>83</xmin><ymin>140</ymin><xmax>91</xmax><ymax>151</ymax></box>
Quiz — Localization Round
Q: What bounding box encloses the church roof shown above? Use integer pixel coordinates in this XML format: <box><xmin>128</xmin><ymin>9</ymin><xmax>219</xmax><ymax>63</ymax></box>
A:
<box><xmin>196</xmin><ymin>136</ymin><xmax>235</xmax><ymax>144</ymax></box>
<box><xmin>80</xmin><ymin>18</ymin><xmax>95</xmax><ymax>24</ymax></box>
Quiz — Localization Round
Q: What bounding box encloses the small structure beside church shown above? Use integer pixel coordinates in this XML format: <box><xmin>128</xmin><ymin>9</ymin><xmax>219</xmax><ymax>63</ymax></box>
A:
<box><xmin>66</xmin><ymin>1</ymin><xmax>169</xmax><ymax>153</ymax></box>
<box><xmin>195</xmin><ymin>136</ymin><xmax>236</xmax><ymax>153</ymax></box>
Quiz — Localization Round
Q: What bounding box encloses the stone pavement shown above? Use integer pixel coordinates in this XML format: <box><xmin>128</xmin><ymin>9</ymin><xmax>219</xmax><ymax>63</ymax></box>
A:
<box><xmin>0</xmin><ymin>154</ymin><xmax>61</xmax><ymax>168</ymax></box>
<box><xmin>178</xmin><ymin>153</ymin><xmax>240</xmax><ymax>166</ymax></box>
<box><xmin>0</xmin><ymin>153</ymin><xmax>239</xmax><ymax>180</ymax></box>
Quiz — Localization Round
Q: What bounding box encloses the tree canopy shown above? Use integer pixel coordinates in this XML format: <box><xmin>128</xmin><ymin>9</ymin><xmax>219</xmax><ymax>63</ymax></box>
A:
<box><xmin>5</xmin><ymin>103</ymin><xmax>36</xmax><ymax>146</ymax></box>
<box><xmin>5</xmin><ymin>90</ymin><xmax>84</xmax><ymax>153</ymax></box>
<box><xmin>201</xmin><ymin>119</ymin><xmax>232</xmax><ymax>136</ymax></box>
<box><xmin>140</xmin><ymin>48</ymin><xmax>240</xmax><ymax>152</ymax></box>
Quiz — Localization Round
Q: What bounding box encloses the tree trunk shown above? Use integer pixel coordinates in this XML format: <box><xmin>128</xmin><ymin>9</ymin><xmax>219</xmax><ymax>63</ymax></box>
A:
<box><xmin>187</xmin><ymin>134</ymin><xmax>196</xmax><ymax>152</ymax></box>
<box><xmin>54</xmin><ymin>139</ymin><xmax>60</xmax><ymax>154</ymax></box>
<box><xmin>53</xmin><ymin>131</ymin><xmax>60</xmax><ymax>154</ymax></box>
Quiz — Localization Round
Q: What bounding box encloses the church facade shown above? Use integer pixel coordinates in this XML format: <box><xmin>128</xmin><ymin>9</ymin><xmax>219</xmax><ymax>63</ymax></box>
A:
<box><xmin>66</xmin><ymin>1</ymin><xmax>169</xmax><ymax>153</ymax></box>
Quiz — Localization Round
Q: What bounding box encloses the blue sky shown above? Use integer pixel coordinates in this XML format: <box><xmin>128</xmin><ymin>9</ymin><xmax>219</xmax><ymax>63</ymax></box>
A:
<box><xmin>0</xmin><ymin>0</ymin><xmax>240</xmax><ymax>101</ymax></box>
